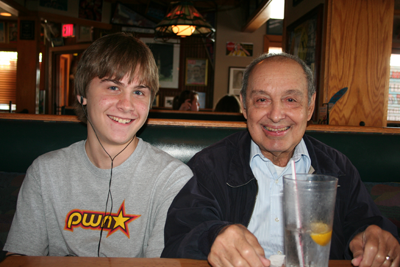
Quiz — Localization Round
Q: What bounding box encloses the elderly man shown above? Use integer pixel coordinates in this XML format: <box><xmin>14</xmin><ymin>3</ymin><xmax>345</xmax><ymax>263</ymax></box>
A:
<box><xmin>162</xmin><ymin>53</ymin><xmax>400</xmax><ymax>267</ymax></box>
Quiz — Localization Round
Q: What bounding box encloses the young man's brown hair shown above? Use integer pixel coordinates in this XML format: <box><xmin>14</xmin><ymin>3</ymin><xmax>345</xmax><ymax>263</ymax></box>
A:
<box><xmin>74</xmin><ymin>32</ymin><xmax>159</xmax><ymax>122</ymax></box>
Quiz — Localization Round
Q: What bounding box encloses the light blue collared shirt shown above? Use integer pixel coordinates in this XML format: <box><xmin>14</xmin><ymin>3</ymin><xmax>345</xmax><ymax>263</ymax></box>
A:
<box><xmin>247</xmin><ymin>139</ymin><xmax>311</xmax><ymax>258</ymax></box>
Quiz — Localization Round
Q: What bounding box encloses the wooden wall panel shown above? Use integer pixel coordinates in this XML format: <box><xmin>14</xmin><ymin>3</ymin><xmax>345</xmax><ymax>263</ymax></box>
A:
<box><xmin>323</xmin><ymin>0</ymin><xmax>393</xmax><ymax>126</ymax></box>
<box><xmin>15</xmin><ymin>16</ymin><xmax>40</xmax><ymax>114</ymax></box>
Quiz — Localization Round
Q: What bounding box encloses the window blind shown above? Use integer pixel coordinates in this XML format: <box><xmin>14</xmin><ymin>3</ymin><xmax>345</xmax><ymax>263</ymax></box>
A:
<box><xmin>0</xmin><ymin>52</ymin><xmax>17</xmax><ymax>106</ymax></box>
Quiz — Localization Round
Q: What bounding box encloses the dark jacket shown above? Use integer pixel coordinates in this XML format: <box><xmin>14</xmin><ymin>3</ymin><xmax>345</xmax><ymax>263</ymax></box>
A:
<box><xmin>161</xmin><ymin>130</ymin><xmax>399</xmax><ymax>260</ymax></box>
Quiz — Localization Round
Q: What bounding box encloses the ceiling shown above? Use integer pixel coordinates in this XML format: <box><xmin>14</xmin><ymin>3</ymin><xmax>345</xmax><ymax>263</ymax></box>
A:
<box><xmin>114</xmin><ymin>0</ymin><xmax>243</xmax><ymax>13</ymax></box>
<box><xmin>0</xmin><ymin>0</ymin><xmax>243</xmax><ymax>21</ymax></box>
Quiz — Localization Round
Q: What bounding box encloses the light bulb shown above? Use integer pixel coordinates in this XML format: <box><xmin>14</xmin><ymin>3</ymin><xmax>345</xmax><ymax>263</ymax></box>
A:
<box><xmin>172</xmin><ymin>25</ymin><xmax>196</xmax><ymax>36</ymax></box>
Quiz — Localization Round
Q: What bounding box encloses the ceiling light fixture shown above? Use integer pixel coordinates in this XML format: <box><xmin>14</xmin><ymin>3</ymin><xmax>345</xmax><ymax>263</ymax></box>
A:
<box><xmin>0</xmin><ymin>12</ymin><xmax>12</xmax><ymax>17</ymax></box>
<box><xmin>155</xmin><ymin>2</ymin><xmax>215</xmax><ymax>40</ymax></box>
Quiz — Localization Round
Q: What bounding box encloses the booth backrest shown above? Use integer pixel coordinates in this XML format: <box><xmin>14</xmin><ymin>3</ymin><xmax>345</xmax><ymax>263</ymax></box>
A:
<box><xmin>0</xmin><ymin>117</ymin><xmax>245</xmax><ymax>173</ymax></box>
<box><xmin>148</xmin><ymin>110</ymin><xmax>246</xmax><ymax>122</ymax></box>
<box><xmin>306</xmin><ymin>130</ymin><xmax>400</xmax><ymax>183</ymax></box>
<box><xmin>1</xmin><ymin>115</ymin><xmax>400</xmax><ymax>183</ymax></box>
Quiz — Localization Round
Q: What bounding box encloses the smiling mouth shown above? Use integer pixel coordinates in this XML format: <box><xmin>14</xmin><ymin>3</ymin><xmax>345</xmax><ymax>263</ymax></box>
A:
<box><xmin>108</xmin><ymin>115</ymin><xmax>133</xmax><ymax>124</ymax></box>
<box><xmin>263</xmin><ymin>126</ymin><xmax>290</xmax><ymax>132</ymax></box>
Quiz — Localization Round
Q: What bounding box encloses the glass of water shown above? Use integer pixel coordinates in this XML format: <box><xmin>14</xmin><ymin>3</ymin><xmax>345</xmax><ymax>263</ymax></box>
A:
<box><xmin>283</xmin><ymin>174</ymin><xmax>338</xmax><ymax>267</ymax></box>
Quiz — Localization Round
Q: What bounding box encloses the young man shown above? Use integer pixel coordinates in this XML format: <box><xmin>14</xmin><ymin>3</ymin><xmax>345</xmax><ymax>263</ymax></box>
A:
<box><xmin>162</xmin><ymin>53</ymin><xmax>400</xmax><ymax>267</ymax></box>
<box><xmin>4</xmin><ymin>33</ymin><xmax>192</xmax><ymax>257</ymax></box>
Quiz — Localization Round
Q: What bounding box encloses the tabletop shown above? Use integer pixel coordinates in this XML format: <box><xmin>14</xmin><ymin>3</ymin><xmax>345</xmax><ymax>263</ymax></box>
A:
<box><xmin>0</xmin><ymin>256</ymin><xmax>353</xmax><ymax>267</ymax></box>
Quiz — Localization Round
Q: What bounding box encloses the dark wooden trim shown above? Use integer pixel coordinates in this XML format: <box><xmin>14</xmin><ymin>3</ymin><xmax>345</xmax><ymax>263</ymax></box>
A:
<box><xmin>0</xmin><ymin>43</ymin><xmax>17</xmax><ymax>51</ymax></box>
<box><xmin>242</xmin><ymin>0</ymin><xmax>273</xmax><ymax>32</ymax></box>
<box><xmin>306</xmin><ymin>124</ymin><xmax>400</xmax><ymax>134</ymax></box>
<box><xmin>38</xmin><ymin>11</ymin><xmax>112</xmax><ymax>30</ymax></box>
<box><xmin>49</xmin><ymin>44</ymin><xmax>91</xmax><ymax>53</ymax></box>
<box><xmin>149</xmin><ymin>109</ymin><xmax>242</xmax><ymax>116</ymax></box>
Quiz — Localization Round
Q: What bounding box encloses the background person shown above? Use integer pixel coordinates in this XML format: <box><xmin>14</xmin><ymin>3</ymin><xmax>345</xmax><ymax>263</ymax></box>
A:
<box><xmin>3</xmin><ymin>33</ymin><xmax>192</xmax><ymax>258</ymax></box>
<box><xmin>214</xmin><ymin>95</ymin><xmax>241</xmax><ymax>113</ymax></box>
<box><xmin>161</xmin><ymin>53</ymin><xmax>400</xmax><ymax>267</ymax></box>
<box><xmin>173</xmin><ymin>90</ymin><xmax>200</xmax><ymax>111</ymax></box>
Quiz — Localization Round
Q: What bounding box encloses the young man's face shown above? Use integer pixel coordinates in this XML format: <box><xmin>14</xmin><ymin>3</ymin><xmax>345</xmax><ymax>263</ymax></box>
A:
<box><xmin>79</xmin><ymin>73</ymin><xmax>151</xmax><ymax>149</ymax></box>
<box><xmin>241</xmin><ymin>59</ymin><xmax>315</xmax><ymax>166</ymax></box>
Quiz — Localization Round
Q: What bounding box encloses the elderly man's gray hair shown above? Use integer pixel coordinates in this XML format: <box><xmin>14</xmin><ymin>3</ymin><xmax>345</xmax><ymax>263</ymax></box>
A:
<box><xmin>240</xmin><ymin>53</ymin><xmax>315</xmax><ymax>108</ymax></box>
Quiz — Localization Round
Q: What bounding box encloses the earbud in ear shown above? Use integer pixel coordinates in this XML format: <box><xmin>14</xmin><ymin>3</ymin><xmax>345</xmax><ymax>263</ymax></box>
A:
<box><xmin>80</xmin><ymin>96</ymin><xmax>84</xmax><ymax>105</ymax></box>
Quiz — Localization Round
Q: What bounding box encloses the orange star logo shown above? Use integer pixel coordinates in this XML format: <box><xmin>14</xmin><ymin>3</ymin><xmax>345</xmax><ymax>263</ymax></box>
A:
<box><xmin>106</xmin><ymin>201</ymin><xmax>140</xmax><ymax>238</ymax></box>
<box><xmin>107</xmin><ymin>201</ymin><xmax>140</xmax><ymax>238</ymax></box>
<box><xmin>64</xmin><ymin>201</ymin><xmax>140</xmax><ymax>238</ymax></box>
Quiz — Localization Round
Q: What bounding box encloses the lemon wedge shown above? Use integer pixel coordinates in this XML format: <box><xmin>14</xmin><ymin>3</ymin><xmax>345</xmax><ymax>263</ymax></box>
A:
<box><xmin>310</xmin><ymin>222</ymin><xmax>332</xmax><ymax>246</ymax></box>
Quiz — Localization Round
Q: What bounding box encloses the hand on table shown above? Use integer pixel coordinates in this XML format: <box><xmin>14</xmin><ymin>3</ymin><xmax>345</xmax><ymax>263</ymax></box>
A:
<box><xmin>208</xmin><ymin>224</ymin><xmax>270</xmax><ymax>267</ymax></box>
<box><xmin>349</xmin><ymin>225</ymin><xmax>400</xmax><ymax>267</ymax></box>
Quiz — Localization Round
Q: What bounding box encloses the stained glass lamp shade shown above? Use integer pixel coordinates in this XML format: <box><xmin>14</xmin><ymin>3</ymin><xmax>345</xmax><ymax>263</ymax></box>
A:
<box><xmin>155</xmin><ymin>2</ymin><xmax>215</xmax><ymax>38</ymax></box>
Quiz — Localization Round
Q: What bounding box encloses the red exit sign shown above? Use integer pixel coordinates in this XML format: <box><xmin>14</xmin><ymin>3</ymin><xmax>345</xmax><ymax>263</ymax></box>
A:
<box><xmin>62</xmin><ymin>24</ymin><xmax>74</xmax><ymax>37</ymax></box>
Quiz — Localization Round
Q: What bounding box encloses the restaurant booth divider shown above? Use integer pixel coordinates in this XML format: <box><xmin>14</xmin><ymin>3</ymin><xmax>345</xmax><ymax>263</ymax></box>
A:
<box><xmin>0</xmin><ymin>113</ymin><xmax>399</xmax><ymax>251</ymax></box>
<box><xmin>62</xmin><ymin>107</ymin><xmax>247</xmax><ymax>122</ymax></box>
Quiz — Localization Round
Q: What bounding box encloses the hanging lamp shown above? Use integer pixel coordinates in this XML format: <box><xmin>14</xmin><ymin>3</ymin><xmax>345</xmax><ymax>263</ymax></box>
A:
<box><xmin>155</xmin><ymin>2</ymin><xmax>215</xmax><ymax>39</ymax></box>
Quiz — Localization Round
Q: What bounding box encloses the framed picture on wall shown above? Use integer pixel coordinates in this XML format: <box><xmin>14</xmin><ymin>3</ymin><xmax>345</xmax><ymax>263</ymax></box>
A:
<box><xmin>141</xmin><ymin>38</ymin><xmax>180</xmax><ymax>89</ymax></box>
<box><xmin>286</xmin><ymin>4</ymin><xmax>323</xmax><ymax>121</ymax></box>
<box><xmin>164</xmin><ymin>96</ymin><xmax>174</xmax><ymax>108</ymax></box>
<box><xmin>8</xmin><ymin>22</ymin><xmax>18</xmax><ymax>42</ymax></box>
<box><xmin>186</xmin><ymin>58</ymin><xmax>208</xmax><ymax>86</ymax></box>
<box><xmin>76</xmin><ymin>26</ymin><xmax>93</xmax><ymax>43</ymax></box>
<box><xmin>19</xmin><ymin>20</ymin><xmax>35</xmax><ymax>40</ymax></box>
<box><xmin>152</xmin><ymin>95</ymin><xmax>159</xmax><ymax>107</ymax></box>
<box><xmin>111</xmin><ymin>2</ymin><xmax>156</xmax><ymax>28</ymax></box>
<box><xmin>79</xmin><ymin>0</ymin><xmax>103</xmax><ymax>21</ymax></box>
<box><xmin>228</xmin><ymin>67</ymin><xmax>245</xmax><ymax>95</ymax></box>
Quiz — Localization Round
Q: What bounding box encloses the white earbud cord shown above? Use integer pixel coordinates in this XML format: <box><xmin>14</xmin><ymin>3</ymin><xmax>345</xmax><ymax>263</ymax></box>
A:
<box><xmin>81</xmin><ymin>101</ymin><xmax>134</xmax><ymax>257</ymax></box>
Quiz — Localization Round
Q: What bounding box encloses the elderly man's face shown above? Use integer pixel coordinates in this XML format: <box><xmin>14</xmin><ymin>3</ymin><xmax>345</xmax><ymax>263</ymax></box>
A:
<box><xmin>241</xmin><ymin>59</ymin><xmax>315</xmax><ymax>166</ymax></box>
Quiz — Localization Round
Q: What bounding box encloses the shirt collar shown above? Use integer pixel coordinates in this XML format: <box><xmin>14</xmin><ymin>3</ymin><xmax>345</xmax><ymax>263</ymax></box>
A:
<box><xmin>250</xmin><ymin>138</ymin><xmax>310</xmax><ymax>165</ymax></box>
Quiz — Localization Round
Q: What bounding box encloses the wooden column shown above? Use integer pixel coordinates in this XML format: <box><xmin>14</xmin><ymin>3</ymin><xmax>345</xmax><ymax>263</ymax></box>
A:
<box><xmin>323</xmin><ymin>0</ymin><xmax>393</xmax><ymax>126</ymax></box>
<box><xmin>16</xmin><ymin>16</ymin><xmax>41</xmax><ymax>114</ymax></box>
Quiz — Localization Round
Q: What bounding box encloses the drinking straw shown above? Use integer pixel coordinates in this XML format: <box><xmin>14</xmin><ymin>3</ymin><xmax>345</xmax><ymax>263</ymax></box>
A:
<box><xmin>291</xmin><ymin>160</ymin><xmax>305</xmax><ymax>267</ymax></box>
